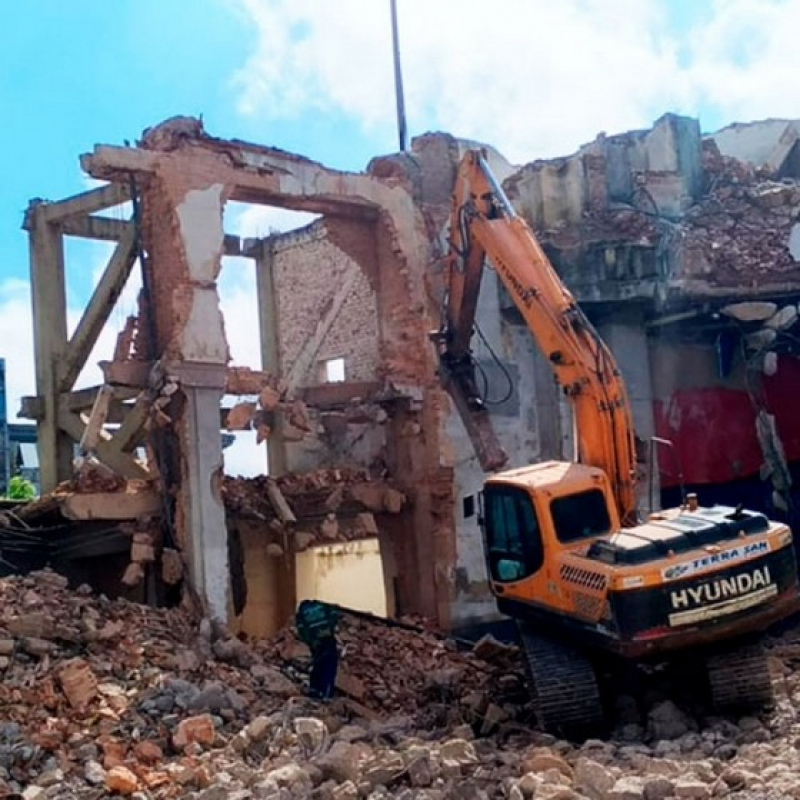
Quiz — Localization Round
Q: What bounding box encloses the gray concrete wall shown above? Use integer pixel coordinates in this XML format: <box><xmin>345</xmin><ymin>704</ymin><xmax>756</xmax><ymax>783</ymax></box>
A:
<box><xmin>711</xmin><ymin>120</ymin><xmax>800</xmax><ymax>170</ymax></box>
<box><xmin>443</xmin><ymin>144</ymin><xmax>571</xmax><ymax>627</ymax></box>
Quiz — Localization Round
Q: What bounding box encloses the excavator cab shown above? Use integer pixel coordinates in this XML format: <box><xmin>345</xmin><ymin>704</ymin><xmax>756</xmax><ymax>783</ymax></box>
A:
<box><xmin>479</xmin><ymin>461</ymin><xmax>618</xmax><ymax>610</ymax></box>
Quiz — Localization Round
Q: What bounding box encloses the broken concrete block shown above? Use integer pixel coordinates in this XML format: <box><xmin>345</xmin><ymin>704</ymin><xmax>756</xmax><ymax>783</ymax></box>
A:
<box><xmin>294</xmin><ymin>531</ymin><xmax>316</xmax><ymax>551</ymax></box>
<box><xmin>789</xmin><ymin>223</ymin><xmax>800</xmax><ymax>261</ymax></box>
<box><xmin>172</xmin><ymin>714</ymin><xmax>215</xmax><ymax>750</ymax></box>
<box><xmin>349</xmin><ymin>483</ymin><xmax>385</xmax><ymax>512</ymax></box>
<box><xmin>721</xmin><ymin>301</ymin><xmax>778</xmax><ymax>322</ymax></box>
<box><xmin>57</xmin><ymin>658</ymin><xmax>98</xmax><ymax>711</ymax></box>
<box><xmin>105</xmin><ymin>765</ymin><xmax>139</xmax><ymax>795</ymax></box>
<box><xmin>765</xmin><ymin>304</ymin><xmax>798</xmax><ymax>330</ymax></box>
<box><xmin>287</xmin><ymin>400</ymin><xmax>312</xmax><ymax>431</ymax></box>
<box><xmin>259</xmin><ymin>385</ymin><xmax>281</xmax><ymax>410</ymax></box>
<box><xmin>225</xmin><ymin>401</ymin><xmax>256</xmax><ymax>431</ymax></box>
<box><xmin>320</xmin><ymin>514</ymin><xmax>340</xmax><ymax>540</ymax></box>
<box><xmin>130</xmin><ymin>533</ymin><xmax>156</xmax><ymax>563</ymax></box>
<box><xmin>7</xmin><ymin>613</ymin><xmax>50</xmax><ymax>639</ymax></box>
<box><xmin>763</xmin><ymin>351</ymin><xmax>779</xmax><ymax>376</ymax></box>
<box><xmin>745</xmin><ymin>328</ymin><xmax>777</xmax><ymax>351</ymax></box>
<box><xmin>121</xmin><ymin>561</ymin><xmax>145</xmax><ymax>587</ymax></box>
<box><xmin>324</xmin><ymin>485</ymin><xmax>345</xmax><ymax>512</ymax></box>
<box><xmin>354</xmin><ymin>512</ymin><xmax>379</xmax><ymax>535</ymax></box>
<box><xmin>383</xmin><ymin>488</ymin><xmax>406</xmax><ymax>513</ymax></box>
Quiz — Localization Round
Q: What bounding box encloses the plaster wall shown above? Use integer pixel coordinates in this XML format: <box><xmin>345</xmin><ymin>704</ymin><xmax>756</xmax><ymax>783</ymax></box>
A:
<box><xmin>711</xmin><ymin>120</ymin><xmax>800</xmax><ymax>170</ymax></box>
<box><xmin>295</xmin><ymin>538</ymin><xmax>387</xmax><ymax>616</ymax></box>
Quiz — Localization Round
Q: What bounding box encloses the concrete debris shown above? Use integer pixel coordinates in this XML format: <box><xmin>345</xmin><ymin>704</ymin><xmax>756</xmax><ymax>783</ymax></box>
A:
<box><xmin>4</xmin><ymin>569</ymin><xmax>800</xmax><ymax>797</ymax></box>
<box><xmin>720</xmin><ymin>302</ymin><xmax>777</xmax><ymax>322</ymax></box>
<box><xmin>223</xmin><ymin>469</ymin><xmax>406</xmax><ymax>538</ymax></box>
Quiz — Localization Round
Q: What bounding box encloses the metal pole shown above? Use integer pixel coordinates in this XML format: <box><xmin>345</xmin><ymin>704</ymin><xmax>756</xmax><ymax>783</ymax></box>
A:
<box><xmin>390</xmin><ymin>0</ymin><xmax>407</xmax><ymax>151</ymax></box>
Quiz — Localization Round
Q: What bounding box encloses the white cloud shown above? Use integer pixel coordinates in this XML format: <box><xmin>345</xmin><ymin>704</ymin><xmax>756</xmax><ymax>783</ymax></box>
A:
<box><xmin>231</xmin><ymin>0</ymin><xmax>800</xmax><ymax>163</ymax></box>
<box><xmin>0</xmin><ymin>279</ymin><xmax>37</xmax><ymax>422</ymax></box>
<box><xmin>685</xmin><ymin>0</ymin><xmax>800</xmax><ymax>124</ymax></box>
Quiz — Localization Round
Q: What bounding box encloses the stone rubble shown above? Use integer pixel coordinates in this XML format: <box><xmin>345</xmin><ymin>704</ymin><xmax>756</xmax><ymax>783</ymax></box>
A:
<box><xmin>3</xmin><ymin>569</ymin><xmax>800</xmax><ymax>798</ymax></box>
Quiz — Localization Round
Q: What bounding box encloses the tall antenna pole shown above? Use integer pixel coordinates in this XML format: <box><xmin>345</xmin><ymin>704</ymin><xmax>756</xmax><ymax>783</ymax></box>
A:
<box><xmin>390</xmin><ymin>0</ymin><xmax>408</xmax><ymax>151</ymax></box>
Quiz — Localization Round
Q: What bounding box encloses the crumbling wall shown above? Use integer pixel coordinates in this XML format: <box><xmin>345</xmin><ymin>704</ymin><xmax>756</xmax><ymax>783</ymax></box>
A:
<box><xmin>272</xmin><ymin>219</ymin><xmax>381</xmax><ymax>385</ymax></box>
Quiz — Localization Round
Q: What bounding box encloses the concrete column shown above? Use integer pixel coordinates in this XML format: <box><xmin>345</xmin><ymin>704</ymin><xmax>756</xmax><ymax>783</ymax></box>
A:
<box><xmin>143</xmin><ymin>179</ymin><xmax>232</xmax><ymax>621</ymax></box>
<box><xmin>255</xmin><ymin>239</ymin><xmax>287</xmax><ymax>476</ymax></box>
<box><xmin>596</xmin><ymin>307</ymin><xmax>658</xmax><ymax>513</ymax></box>
<box><xmin>180</xmin><ymin>380</ymin><xmax>229</xmax><ymax>621</ymax></box>
<box><xmin>28</xmin><ymin>209</ymin><xmax>73</xmax><ymax>491</ymax></box>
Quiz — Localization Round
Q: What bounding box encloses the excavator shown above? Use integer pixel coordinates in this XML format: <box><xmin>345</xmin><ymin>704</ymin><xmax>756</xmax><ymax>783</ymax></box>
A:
<box><xmin>435</xmin><ymin>149</ymin><xmax>800</xmax><ymax>734</ymax></box>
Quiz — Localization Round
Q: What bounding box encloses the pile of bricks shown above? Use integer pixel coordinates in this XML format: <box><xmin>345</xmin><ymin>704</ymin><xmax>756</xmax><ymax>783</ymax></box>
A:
<box><xmin>0</xmin><ymin>569</ymin><xmax>518</xmax><ymax>798</ymax></box>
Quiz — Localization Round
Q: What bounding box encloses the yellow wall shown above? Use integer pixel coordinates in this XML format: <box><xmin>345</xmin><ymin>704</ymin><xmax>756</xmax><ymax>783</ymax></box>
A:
<box><xmin>295</xmin><ymin>538</ymin><xmax>387</xmax><ymax>616</ymax></box>
<box><xmin>230</xmin><ymin>521</ymin><xmax>293</xmax><ymax>639</ymax></box>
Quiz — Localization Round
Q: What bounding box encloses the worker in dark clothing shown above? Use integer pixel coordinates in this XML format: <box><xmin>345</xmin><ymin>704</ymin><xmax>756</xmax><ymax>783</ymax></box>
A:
<box><xmin>295</xmin><ymin>599</ymin><xmax>340</xmax><ymax>700</ymax></box>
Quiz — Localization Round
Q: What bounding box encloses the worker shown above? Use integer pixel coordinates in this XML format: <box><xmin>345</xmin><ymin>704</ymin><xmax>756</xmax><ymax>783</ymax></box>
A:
<box><xmin>295</xmin><ymin>599</ymin><xmax>340</xmax><ymax>700</ymax></box>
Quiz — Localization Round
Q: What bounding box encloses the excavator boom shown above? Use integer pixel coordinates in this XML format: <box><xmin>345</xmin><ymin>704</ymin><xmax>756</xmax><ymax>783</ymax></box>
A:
<box><xmin>441</xmin><ymin>149</ymin><xmax>638</xmax><ymax>524</ymax></box>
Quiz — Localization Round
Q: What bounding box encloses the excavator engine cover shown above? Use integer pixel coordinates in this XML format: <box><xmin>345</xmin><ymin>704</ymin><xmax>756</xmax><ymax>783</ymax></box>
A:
<box><xmin>586</xmin><ymin>506</ymin><xmax>770</xmax><ymax>566</ymax></box>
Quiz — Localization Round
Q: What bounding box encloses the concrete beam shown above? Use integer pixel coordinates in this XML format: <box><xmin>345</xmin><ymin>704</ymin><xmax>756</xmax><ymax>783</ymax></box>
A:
<box><xmin>61</xmin><ymin>224</ymin><xmax>138</xmax><ymax>391</ymax></box>
<box><xmin>57</xmin><ymin>410</ymin><xmax>150</xmax><ymax>480</ymax></box>
<box><xmin>60</xmin><ymin>215</ymin><xmax>248</xmax><ymax>257</ymax></box>
<box><xmin>24</xmin><ymin>183</ymin><xmax>131</xmax><ymax>227</ymax></box>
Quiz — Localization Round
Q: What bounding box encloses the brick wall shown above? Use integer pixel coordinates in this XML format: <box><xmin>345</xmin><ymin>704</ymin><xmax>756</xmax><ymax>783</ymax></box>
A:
<box><xmin>272</xmin><ymin>220</ymin><xmax>380</xmax><ymax>386</ymax></box>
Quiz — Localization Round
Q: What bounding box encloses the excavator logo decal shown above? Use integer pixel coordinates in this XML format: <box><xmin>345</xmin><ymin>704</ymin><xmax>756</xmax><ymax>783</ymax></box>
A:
<box><xmin>668</xmin><ymin>565</ymin><xmax>777</xmax><ymax>626</ymax></box>
<box><xmin>661</xmin><ymin>540</ymin><xmax>769</xmax><ymax>581</ymax></box>
<box><xmin>497</xmin><ymin>261</ymin><xmax>536</xmax><ymax>308</ymax></box>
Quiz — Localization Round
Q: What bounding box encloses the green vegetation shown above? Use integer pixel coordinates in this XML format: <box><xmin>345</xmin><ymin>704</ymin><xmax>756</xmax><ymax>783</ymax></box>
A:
<box><xmin>6</xmin><ymin>475</ymin><xmax>36</xmax><ymax>501</ymax></box>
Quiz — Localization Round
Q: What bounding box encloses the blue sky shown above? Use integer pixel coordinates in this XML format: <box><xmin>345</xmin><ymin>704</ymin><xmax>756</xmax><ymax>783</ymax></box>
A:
<box><xmin>1</xmin><ymin>0</ymin><xmax>799</xmax><ymax>472</ymax></box>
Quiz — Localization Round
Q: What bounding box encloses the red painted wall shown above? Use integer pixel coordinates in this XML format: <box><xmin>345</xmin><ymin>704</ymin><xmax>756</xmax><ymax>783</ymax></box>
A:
<box><xmin>653</xmin><ymin>356</ymin><xmax>800</xmax><ymax>487</ymax></box>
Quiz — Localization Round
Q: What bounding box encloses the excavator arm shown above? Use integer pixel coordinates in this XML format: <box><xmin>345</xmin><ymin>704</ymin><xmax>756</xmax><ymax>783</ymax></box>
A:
<box><xmin>439</xmin><ymin>149</ymin><xmax>638</xmax><ymax>524</ymax></box>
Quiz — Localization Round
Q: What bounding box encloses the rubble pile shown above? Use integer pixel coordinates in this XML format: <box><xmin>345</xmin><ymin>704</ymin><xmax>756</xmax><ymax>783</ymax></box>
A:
<box><xmin>264</xmin><ymin>615</ymin><xmax>527</xmax><ymax>726</ymax></box>
<box><xmin>223</xmin><ymin>470</ymin><xmax>407</xmax><ymax>550</ymax></box>
<box><xmin>224</xmin><ymin>470</ymin><xmax>405</xmax><ymax>521</ymax></box>
<box><xmin>5</xmin><ymin>569</ymin><xmax>800</xmax><ymax>798</ymax></box>
<box><xmin>683</xmin><ymin>149</ymin><xmax>800</xmax><ymax>286</ymax></box>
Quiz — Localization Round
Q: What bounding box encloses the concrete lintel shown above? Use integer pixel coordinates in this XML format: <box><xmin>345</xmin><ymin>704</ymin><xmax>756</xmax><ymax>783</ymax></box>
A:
<box><xmin>61</xmin><ymin>489</ymin><xmax>161</xmax><ymax>521</ymax></box>
<box><xmin>165</xmin><ymin>361</ymin><xmax>227</xmax><ymax>390</ymax></box>
<box><xmin>82</xmin><ymin>143</ymin><xmax>383</xmax><ymax>220</ymax></box>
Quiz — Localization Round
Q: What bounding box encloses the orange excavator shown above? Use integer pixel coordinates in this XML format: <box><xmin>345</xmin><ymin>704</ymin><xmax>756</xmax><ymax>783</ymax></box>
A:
<box><xmin>435</xmin><ymin>149</ymin><xmax>800</xmax><ymax>734</ymax></box>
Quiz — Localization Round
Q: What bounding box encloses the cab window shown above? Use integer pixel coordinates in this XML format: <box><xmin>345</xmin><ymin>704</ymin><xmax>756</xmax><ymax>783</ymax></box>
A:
<box><xmin>482</xmin><ymin>486</ymin><xmax>543</xmax><ymax>582</ymax></box>
<box><xmin>550</xmin><ymin>489</ymin><xmax>611</xmax><ymax>543</ymax></box>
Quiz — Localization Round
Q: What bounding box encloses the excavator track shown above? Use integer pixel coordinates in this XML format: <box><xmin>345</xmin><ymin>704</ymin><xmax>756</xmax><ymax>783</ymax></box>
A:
<box><xmin>705</xmin><ymin>641</ymin><xmax>774</xmax><ymax>712</ymax></box>
<box><xmin>518</xmin><ymin>626</ymin><xmax>605</xmax><ymax>736</ymax></box>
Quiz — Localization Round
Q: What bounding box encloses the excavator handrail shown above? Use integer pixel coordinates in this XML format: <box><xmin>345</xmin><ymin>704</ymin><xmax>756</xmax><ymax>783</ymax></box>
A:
<box><xmin>441</xmin><ymin>149</ymin><xmax>638</xmax><ymax>525</ymax></box>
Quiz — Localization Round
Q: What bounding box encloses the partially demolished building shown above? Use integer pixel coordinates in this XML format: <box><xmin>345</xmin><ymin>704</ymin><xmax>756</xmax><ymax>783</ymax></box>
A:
<box><xmin>16</xmin><ymin>114</ymin><xmax>800</xmax><ymax>634</ymax></box>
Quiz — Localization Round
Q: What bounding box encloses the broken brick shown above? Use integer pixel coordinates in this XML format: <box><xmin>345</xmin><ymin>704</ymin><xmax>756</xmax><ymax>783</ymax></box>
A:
<box><xmin>133</xmin><ymin>740</ymin><xmax>164</xmax><ymax>764</ymax></box>
<box><xmin>225</xmin><ymin>401</ymin><xmax>256</xmax><ymax>431</ymax></box>
<box><xmin>172</xmin><ymin>714</ymin><xmax>216</xmax><ymax>750</ymax></box>
<box><xmin>259</xmin><ymin>385</ymin><xmax>281</xmax><ymax>410</ymax></box>
<box><xmin>57</xmin><ymin>658</ymin><xmax>98</xmax><ymax>711</ymax></box>
<box><xmin>105</xmin><ymin>765</ymin><xmax>139</xmax><ymax>795</ymax></box>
